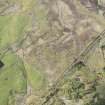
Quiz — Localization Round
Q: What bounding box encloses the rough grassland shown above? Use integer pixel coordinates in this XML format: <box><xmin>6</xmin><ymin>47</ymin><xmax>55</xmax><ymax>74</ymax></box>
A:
<box><xmin>0</xmin><ymin>0</ymin><xmax>47</xmax><ymax>104</ymax></box>
<box><xmin>0</xmin><ymin>52</ymin><xmax>27</xmax><ymax>105</ymax></box>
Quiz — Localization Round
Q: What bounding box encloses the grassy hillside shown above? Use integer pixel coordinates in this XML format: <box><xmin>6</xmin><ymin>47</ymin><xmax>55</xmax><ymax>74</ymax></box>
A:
<box><xmin>1</xmin><ymin>0</ymin><xmax>105</xmax><ymax>105</ymax></box>
<box><xmin>0</xmin><ymin>52</ymin><xmax>27</xmax><ymax>105</ymax></box>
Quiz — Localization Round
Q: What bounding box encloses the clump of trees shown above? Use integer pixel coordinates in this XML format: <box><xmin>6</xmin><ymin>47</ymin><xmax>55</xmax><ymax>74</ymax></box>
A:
<box><xmin>66</xmin><ymin>69</ymin><xmax>105</xmax><ymax>105</ymax></box>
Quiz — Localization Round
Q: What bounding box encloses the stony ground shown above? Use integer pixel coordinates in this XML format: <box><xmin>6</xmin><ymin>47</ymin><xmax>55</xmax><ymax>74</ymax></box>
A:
<box><xmin>0</xmin><ymin>0</ymin><xmax>105</xmax><ymax>105</ymax></box>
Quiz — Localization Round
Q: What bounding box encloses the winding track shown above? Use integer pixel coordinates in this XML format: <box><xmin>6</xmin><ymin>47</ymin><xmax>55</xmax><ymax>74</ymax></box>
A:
<box><xmin>41</xmin><ymin>29</ymin><xmax>105</xmax><ymax>105</ymax></box>
<box><xmin>0</xmin><ymin>25</ymin><xmax>105</xmax><ymax>105</ymax></box>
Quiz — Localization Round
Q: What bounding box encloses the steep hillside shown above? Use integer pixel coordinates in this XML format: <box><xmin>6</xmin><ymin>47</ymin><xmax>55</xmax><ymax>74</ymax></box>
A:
<box><xmin>0</xmin><ymin>0</ymin><xmax>105</xmax><ymax>105</ymax></box>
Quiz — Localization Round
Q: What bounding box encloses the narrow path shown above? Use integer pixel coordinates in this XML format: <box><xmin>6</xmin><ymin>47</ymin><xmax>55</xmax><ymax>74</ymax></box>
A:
<box><xmin>41</xmin><ymin>29</ymin><xmax>105</xmax><ymax>105</ymax></box>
